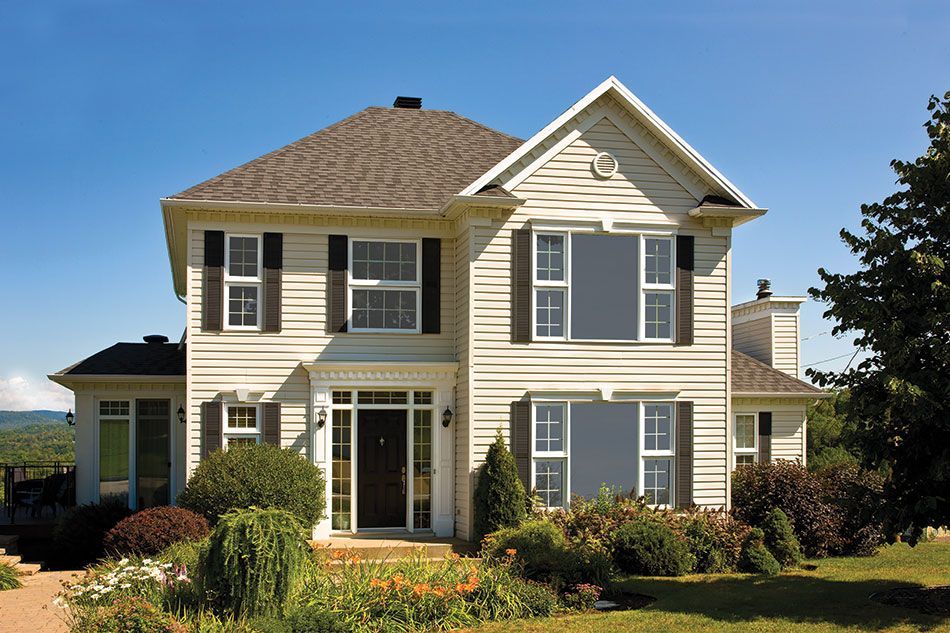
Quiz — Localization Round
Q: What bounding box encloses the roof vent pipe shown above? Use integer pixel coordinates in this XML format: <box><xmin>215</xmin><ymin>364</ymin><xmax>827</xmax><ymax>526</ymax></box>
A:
<box><xmin>393</xmin><ymin>96</ymin><xmax>422</xmax><ymax>109</ymax></box>
<box><xmin>756</xmin><ymin>279</ymin><xmax>773</xmax><ymax>300</ymax></box>
<box><xmin>143</xmin><ymin>334</ymin><xmax>169</xmax><ymax>344</ymax></box>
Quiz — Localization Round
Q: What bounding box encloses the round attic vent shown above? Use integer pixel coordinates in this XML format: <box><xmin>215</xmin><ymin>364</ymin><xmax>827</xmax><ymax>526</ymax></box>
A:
<box><xmin>592</xmin><ymin>152</ymin><xmax>619</xmax><ymax>178</ymax></box>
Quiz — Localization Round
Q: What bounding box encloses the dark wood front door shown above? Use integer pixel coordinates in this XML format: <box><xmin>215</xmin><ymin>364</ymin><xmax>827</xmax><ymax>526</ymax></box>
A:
<box><xmin>357</xmin><ymin>409</ymin><xmax>407</xmax><ymax>529</ymax></box>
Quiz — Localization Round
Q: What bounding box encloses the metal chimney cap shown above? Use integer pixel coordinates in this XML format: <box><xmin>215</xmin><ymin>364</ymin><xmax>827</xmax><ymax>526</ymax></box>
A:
<box><xmin>393</xmin><ymin>96</ymin><xmax>422</xmax><ymax>109</ymax></box>
<box><xmin>143</xmin><ymin>334</ymin><xmax>169</xmax><ymax>344</ymax></box>
<box><xmin>756</xmin><ymin>279</ymin><xmax>773</xmax><ymax>300</ymax></box>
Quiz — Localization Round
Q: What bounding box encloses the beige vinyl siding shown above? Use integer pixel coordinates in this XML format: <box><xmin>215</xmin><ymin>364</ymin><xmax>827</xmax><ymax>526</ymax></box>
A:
<box><xmin>771</xmin><ymin>312</ymin><xmax>800</xmax><ymax>378</ymax></box>
<box><xmin>453</xmin><ymin>223</ymin><xmax>473</xmax><ymax>532</ymax></box>
<box><xmin>733</xmin><ymin>316</ymin><xmax>772</xmax><ymax>367</ymax></box>
<box><xmin>185</xmin><ymin>223</ymin><xmax>456</xmax><ymax>473</ymax></box>
<box><xmin>733</xmin><ymin>400</ymin><xmax>807</xmax><ymax>463</ymax></box>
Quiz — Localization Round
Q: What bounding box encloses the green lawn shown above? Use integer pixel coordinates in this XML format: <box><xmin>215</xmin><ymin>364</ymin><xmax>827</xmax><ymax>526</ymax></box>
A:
<box><xmin>473</xmin><ymin>543</ymin><xmax>950</xmax><ymax>632</ymax></box>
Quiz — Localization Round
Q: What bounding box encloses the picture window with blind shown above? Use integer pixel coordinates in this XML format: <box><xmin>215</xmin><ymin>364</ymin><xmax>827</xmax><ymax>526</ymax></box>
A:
<box><xmin>530</xmin><ymin>232</ymin><xmax>675</xmax><ymax>342</ymax></box>
<box><xmin>225</xmin><ymin>234</ymin><xmax>262</xmax><ymax>330</ymax></box>
<box><xmin>224</xmin><ymin>404</ymin><xmax>261</xmax><ymax>446</ymax></box>
<box><xmin>349</xmin><ymin>239</ymin><xmax>421</xmax><ymax>332</ymax></box>
<box><xmin>734</xmin><ymin>413</ymin><xmax>758</xmax><ymax>468</ymax></box>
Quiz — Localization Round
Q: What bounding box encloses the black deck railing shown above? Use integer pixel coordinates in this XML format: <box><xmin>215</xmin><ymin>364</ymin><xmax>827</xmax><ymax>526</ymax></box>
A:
<box><xmin>1</xmin><ymin>462</ymin><xmax>75</xmax><ymax>523</ymax></box>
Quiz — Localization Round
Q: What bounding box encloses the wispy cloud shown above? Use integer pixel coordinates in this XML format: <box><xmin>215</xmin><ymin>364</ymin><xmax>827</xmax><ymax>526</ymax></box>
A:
<box><xmin>0</xmin><ymin>375</ymin><xmax>73</xmax><ymax>411</ymax></box>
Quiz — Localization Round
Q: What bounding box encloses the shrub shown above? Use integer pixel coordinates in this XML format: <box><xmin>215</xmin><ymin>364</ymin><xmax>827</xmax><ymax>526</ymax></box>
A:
<box><xmin>202</xmin><ymin>508</ymin><xmax>312</xmax><ymax>618</ymax></box>
<box><xmin>178</xmin><ymin>443</ymin><xmax>326</xmax><ymax>528</ymax></box>
<box><xmin>761</xmin><ymin>508</ymin><xmax>803</xmax><ymax>568</ymax></box>
<box><xmin>473</xmin><ymin>431</ymin><xmax>527</xmax><ymax>541</ymax></box>
<box><xmin>69</xmin><ymin>596</ymin><xmax>186</xmax><ymax>633</ymax></box>
<box><xmin>508</xmin><ymin>579</ymin><xmax>561</xmax><ymax>617</ymax></box>
<box><xmin>561</xmin><ymin>583</ymin><xmax>602</xmax><ymax>611</ymax></box>
<box><xmin>483</xmin><ymin>520</ymin><xmax>613</xmax><ymax>587</ymax></box>
<box><xmin>48</xmin><ymin>499</ymin><xmax>134</xmax><ymax>568</ymax></box>
<box><xmin>738</xmin><ymin>528</ymin><xmax>781</xmax><ymax>575</ymax></box>
<box><xmin>58</xmin><ymin>556</ymin><xmax>193</xmax><ymax>615</ymax></box>
<box><xmin>104</xmin><ymin>506</ymin><xmax>210</xmax><ymax>557</ymax></box>
<box><xmin>0</xmin><ymin>562</ymin><xmax>21</xmax><ymax>590</ymax></box>
<box><xmin>819</xmin><ymin>463</ymin><xmax>887</xmax><ymax>556</ymax></box>
<box><xmin>548</xmin><ymin>492</ymin><xmax>652</xmax><ymax>552</ymax></box>
<box><xmin>612</xmin><ymin>519</ymin><xmax>694</xmax><ymax>576</ymax></box>
<box><xmin>680</xmin><ymin>513</ymin><xmax>728</xmax><ymax>573</ymax></box>
<box><xmin>251</xmin><ymin>605</ymin><xmax>351</xmax><ymax>632</ymax></box>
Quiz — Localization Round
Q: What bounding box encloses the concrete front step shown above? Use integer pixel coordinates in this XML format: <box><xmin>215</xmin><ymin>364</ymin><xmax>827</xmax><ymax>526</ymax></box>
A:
<box><xmin>310</xmin><ymin>536</ymin><xmax>474</xmax><ymax>562</ymax></box>
<box><xmin>0</xmin><ymin>535</ymin><xmax>18</xmax><ymax>556</ymax></box>
<box><xmin>0</xmin><ymin>553</ymin><xmax>40</xmax><ymax>576</ymax></box>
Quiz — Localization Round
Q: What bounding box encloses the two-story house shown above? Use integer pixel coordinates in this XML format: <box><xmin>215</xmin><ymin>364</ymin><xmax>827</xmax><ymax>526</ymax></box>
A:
<box><xmin>50</xmin><ymin>77</ymin><xmax>824</xmax><ymax>541</ymax></box>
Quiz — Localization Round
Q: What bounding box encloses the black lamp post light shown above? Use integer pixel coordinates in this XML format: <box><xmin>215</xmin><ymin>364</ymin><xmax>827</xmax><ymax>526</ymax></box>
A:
<box><xmin>442</xmin><ymin>406</ymin><xmax>453</xmax><ymax>428</ymax></box>
<box><xmin>317</xmin><ymin>406</ymin><xmax>328</xmax><ymax>429</ymax></box>
<box><xmin>177</xmin><ymin>405</ymin><xmax>186</xmax><ymax>424</ymax></box>
<box><xmin>65</xmin><ymin>409</ymin><xmax>74</xmax><ymax>426</ymax></box>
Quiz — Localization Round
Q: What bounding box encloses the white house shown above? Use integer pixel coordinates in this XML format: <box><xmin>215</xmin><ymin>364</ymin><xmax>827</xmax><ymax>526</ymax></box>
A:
<box><xmin>50</xmin><ymin>77</ymin><xmax>825</xmax><ymax>541</ymax></box>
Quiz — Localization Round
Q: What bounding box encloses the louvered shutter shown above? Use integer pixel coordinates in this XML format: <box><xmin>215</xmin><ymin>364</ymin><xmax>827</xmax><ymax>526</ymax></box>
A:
<box><xmin>327</xmin><ymin>235</ymin><xmax>348</xmax><ymax>333</ymax></box>
<box><xmin>201</xmin><ymin>401</ymin><xmax>222</xmax><ymax>457</ymax></box>
<box><xmin>511</xmin><ymin>228</ymin><xmax>532</xmax><ymax>343</ymax></box>
<box><xmin>510</xmin><ymin>401</ymin><xmax>532</xmax><ymax>493</ymax></box>
<box><xmin>262</xmin><ymin>232</ymin><xmax>283</xmax><ymax>333</ymax></box>
<box><xmin>262</xmin><ymin>402</ymin><xmax>281</xmax><ymax>445</ymax></box>
<box><xmin>675</xmin><ymin>235</ymin><xmax>694</xmax><ymax>346</ymax></box>
<box><xmin>758</xmin><ymin>412</ymin><xmax>773</xmax><ymax>464</ymax></box>
<box><xmin>203</xmin><ymin>231</ymin><xmax>225</xmax><ymax>332</ymax></box>
<box><xmin>675</xmin><ymin>401</ymin><xmax>694</xmax><ymax>507</ymax></box>
<box><xmin>421</xmin><ymin>238</ymin><xmax>441</xmax><ymax>334</ymax></box>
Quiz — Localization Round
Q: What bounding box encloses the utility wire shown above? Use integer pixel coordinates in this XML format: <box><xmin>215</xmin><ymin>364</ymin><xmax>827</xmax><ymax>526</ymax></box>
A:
<box><xmin>801</xmin><ymin>351</ymin><xmax>859</xmax><ymax>368</ymax></box>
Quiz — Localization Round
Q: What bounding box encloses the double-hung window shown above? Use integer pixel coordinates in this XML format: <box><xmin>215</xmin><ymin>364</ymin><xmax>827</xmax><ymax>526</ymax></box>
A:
<box><xmin>642</xmin><ymin>237</ymin><xmax>674</xmax><ymax>341</ymax></box>
<box><xmin>640</xmin><ymin>403</ymin><xmax>674</xmax><ymax>505</ymax></box>
<box><xmin>734</xmin><ymin>413</ymin><xmax>757</xmax><ymax>468</ymax></box>
<box><xmin>533</xmin><ymin>233</ymin><xmax>567</xmax><ymax>339</ymax></box>
<box><xmin>225</xmin><ymin>235</ymin><xmax>262</xmax><ymax>330</ymax></box>
<box><xmin>224</xmin><ymin>404</ymin><xmax>261</xmax><ymax>446</ymax></box>
<box><xmin>349</xmin><ymin>240</ymin><xmax>421</xmax><ymax>332</ymax></box>
<box><xmin>532</xmin><ymin>403</ymin><xmax>567</xmax><ymax>508</ymax></box>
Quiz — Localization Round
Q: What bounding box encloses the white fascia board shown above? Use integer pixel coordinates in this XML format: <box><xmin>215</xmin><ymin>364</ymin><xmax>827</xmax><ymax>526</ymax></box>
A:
<box><xmin>732</xmin><ymin>391</ymin><xmax>831</xmax><ymax>400</ymax></box>
<box><xmin>48</xmin><ymin>373</ymin><xmax>186</xmax><ymax>389</ymax></box>
<box><xmin>460</xmin><ymin>75</ymin><xmax>758</xmax><ymax>209</ymax></box>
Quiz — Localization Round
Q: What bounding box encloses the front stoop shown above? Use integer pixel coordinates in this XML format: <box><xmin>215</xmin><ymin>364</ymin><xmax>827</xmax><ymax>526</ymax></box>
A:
<box><xmin>310</xmin><ymin>534</ymin><xmax>475</xmax><ymax>562</ymax></box>
<box><xmin>0</xmin><ymin>536</ymin><xmax>41</xmax><ymax>576</ymax></box>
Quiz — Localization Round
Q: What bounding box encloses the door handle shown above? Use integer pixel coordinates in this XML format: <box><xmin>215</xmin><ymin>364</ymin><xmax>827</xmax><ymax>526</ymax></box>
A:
<box><xmin>401</xmin><ymin>473</ymin><xmax>407</xmax><ymax>495</ymax></box>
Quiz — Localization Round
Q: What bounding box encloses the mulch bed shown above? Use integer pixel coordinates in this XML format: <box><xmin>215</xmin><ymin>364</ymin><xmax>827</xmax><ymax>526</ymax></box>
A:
<box><xmin>869</xmin><ymin>585</ymin><xmax>950</xmax><ymax>616</ymax></box>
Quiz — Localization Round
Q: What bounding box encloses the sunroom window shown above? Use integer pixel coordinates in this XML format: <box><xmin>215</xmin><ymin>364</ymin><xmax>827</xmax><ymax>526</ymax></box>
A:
<box><xmin>350</xmin><ymin>240</ymin><xmax>420</xmax><ymax>332</ymax></box>
<box><xmin>225</xmin><ymin>235</ymin><xmax>261</xmax><ymax>329</ymax></box>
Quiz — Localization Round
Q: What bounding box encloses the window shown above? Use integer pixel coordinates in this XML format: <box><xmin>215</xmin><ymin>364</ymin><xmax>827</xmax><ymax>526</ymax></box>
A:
<box><xmin>225</xmin><ymin>235</ymin><xmax>262</xmax><ymax>329</ymax></box>
<box><xmin>225</xmin><ymin>404</ymin><xmax>260</xmax><ymax>445</ymax></box>
<box><xmin>533</xmin><ymin>234</ymin><xmax>567</xmax><ymax>339</ymax></box>
<box><xmin>643</xmin><ymin>404</ymin><xmax>672</xmax><ymax>452</ymax></box>
<box><xmin>734</xmin><ymin>413</ymin><xmax>757</xmax><ymax>468</ymax></box>
<box><xmin>350</xmin><ymin>240</ymin><xmax>420</xmax><ymax>332</ymax></box>
<box><xmin>643</xmin><ymin>459</ymin><xmax>672</xmax><ymax>505</ymax></box>
<box><xmin>641</xmin><ymin>237</ymin><xmax>674</xmax><ymax>341</ymax></box>
<box><xmin>534</xmin><ymin>405</ymin><xmax>564</xmax><ymax>453</ymax></box>
<box><xmin>357</xmin><ymin>391</ymin><xmax>409</xmax><ymax>405</ymax></box>
<box><xmin>331</xmin><ymin>409</ymin><xmax>352</xmax><ymax>530</ymax></box>
<box><xmin>534</xmin><ymin>461</ymin><xmax>564</xmax><ymax>508</ymax></box>
<box><xmin>640</xmin><ymin>403</ymin><xmax>674</xmax><ymax>505</ymax></box>
<box><xmin>570</xmin><ymin>403</ymin><xmax>639</xmax><ymax>500</ymax></box>
<box><xmin>99</xmin><ymin>400</ymin><xmax>130</xmax><ymax>505</ymax></box>
<box><xmin>532</xmin><ymin>403</ymin><xmax>567</xmax><ymax>507</ymax></box>
<box><xmin>413</xmin><ymin>410</ymin><xmax>432</xmax><ymax>529</ymax></box>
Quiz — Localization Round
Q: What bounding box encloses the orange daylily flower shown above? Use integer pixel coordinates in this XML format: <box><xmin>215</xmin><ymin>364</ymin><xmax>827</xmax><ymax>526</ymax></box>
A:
<box><xmin>505</xmin><ymin>548</ymin><xmax>517</xmax><ymax>557</ymax></box>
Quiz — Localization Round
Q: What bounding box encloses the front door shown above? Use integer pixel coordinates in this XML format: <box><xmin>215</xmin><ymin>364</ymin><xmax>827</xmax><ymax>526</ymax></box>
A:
<box><xmin>357</xmin><ymin>409</ymin><xmax>407</xmax><ymax>529</ymax></box>
<box><xmin>135</xmin><ymin>399</ymin><xmax>170</xmax><ymax>509</ymax></box>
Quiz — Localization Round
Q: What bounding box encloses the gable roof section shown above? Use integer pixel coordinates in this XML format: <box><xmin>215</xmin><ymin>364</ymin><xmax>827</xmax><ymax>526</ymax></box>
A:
<box><xmin>54</xmin><ymin>343</ymin><xmax>185</xmax><ymax>378</ymax></box>
<box><xmin>167</xmin><ymin>107</ymin><xmax>523</xmax><ymax>212</ymax></box>
<box><xmin>461</xmin><ymin>76</ymin><xmax>758</xmax><ymax>209</ymax></box>
<box><xmin>732</xmin><ymin>350</ymin><xmax>825</xmax><ymax>397</ymax></box>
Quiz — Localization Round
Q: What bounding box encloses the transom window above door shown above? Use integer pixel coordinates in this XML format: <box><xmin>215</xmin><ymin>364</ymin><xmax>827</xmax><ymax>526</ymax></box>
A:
<box><xmin>349</xmin><ymin>240</ymin><xmax>421</xmax><ymax>332</ymax></box>
<box><xmin>225</xmin><ymin>234</ymin><xmax>262</xmax><ymax>330</ymax></box>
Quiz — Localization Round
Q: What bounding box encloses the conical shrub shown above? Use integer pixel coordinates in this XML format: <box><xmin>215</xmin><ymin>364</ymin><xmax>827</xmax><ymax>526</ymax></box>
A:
<box><xmin>761</xmin><ymin>508</ymin><xmax>803</xmax><ymax>568</ymax></box>
<box><xmin>473</xmin><ymin>431</ymin><xmax>527</xmax><ymax>541</ymax></box>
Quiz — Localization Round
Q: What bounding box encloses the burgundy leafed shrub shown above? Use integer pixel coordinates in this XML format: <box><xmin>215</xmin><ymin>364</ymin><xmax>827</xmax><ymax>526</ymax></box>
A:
<box><xmin>817</xmin><ymin>463</ymin><xmax>887</xmax><ymax>556</ymax></box>
<box><xmin>104</xmin><ymin>506</ymin><xmax>210</xmax><ymax>557</ymax></box>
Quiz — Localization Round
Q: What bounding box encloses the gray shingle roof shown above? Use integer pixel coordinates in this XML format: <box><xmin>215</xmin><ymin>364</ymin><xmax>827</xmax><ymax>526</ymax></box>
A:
<box><xmin>732</xmin><ymin>350</ymin><xmax>823</xmax><ymax>395</ymax></box>
<box><xmin>61</xmin><ymin>343</ymin><xmax>185</xmax><ymax>377</ymax></box>
<box><xmin>168</xmin><ymin>107</ymin><xmax>523</xmax><ymax>211</ymax></box>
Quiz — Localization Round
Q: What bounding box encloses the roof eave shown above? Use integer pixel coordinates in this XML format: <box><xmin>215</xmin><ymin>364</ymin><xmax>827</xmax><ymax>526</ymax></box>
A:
<box><xmin>733</xmin><ymin>391</ymin><xmax>830</xmax><ymax>399</ymax></box>
<box><xmin>439</xmin><ymin>194</ymin><xmax>526</xmax><ymax>220</ymax></box>
<box><xmin>49</xmin><ymin>373</ymin><xmax>186</xmax><ymax>391</ymax></box>
<box><xmin>689</xmin><ymin>205</ymin><xmax>768</xmax><ymax>228</ymax></box>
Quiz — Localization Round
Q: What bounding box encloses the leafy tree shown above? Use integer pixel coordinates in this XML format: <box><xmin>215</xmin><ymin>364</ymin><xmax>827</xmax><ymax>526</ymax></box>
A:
<box><xmin>808</xmin><ymin>91</ymin><xmax>950</xmax><ymax>544</ymax></box>
<box><xmin>806</xmin><ymin>390</ymin><xmax>861</xmax><ymax>470</ymax></box>
<box><xmin>473</xmin><ymin>431</ymin><xmax>527</xmax><ymax>541</ymax></box>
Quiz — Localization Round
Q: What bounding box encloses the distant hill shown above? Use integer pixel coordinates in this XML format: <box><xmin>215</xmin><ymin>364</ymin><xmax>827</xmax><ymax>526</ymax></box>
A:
<box><xmin>0</xmin><ymin>424</ymin><xmax>74</xmax><ymax>464</ymax></box>
<box><xmin>0</xmin><ymin>410</ymin><xmax>68</xmax><ymax>428</ymax></box>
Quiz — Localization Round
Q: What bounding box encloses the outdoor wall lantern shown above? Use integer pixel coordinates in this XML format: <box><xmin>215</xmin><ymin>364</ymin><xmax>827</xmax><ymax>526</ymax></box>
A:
<box><xmin>442</xmin><ymin>407</ymin><xmax>453</xmax><ymax>428</ymax></box>
<box><xmin>177</xmin><ymin>405</ymin><xmax>186</xmax><ymax>424</ymax></box>
<box><xmin>65</xmin><ymin>409</ymin><xmax>74</xmax><ymax>426</ymax></box>
<box><xmin>317</xmin><ymin>406</ymin><xmax>328</xmax><ymax>429</ymax></box>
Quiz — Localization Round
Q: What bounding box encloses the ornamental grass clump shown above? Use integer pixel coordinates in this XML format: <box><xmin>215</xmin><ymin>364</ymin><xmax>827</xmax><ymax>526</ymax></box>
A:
<box><xmin>0</xmin><ymin>562</ymin><xmax>21</xmax><ymax>591</ymax></box>
<box><xmin>201</xmin><ymin>508</ymin><xmax>312</xmax><ymax>618</ymax></box>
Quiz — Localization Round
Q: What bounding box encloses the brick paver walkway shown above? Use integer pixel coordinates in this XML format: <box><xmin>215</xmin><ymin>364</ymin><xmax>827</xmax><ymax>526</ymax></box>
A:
<box><xmin>0</xmin><ymin>571</ymin><xmax>78</xmax><ymax>633</ymax></box>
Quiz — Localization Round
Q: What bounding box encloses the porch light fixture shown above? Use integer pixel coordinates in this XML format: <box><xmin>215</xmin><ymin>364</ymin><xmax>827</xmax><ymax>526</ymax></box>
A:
<box><xmin>177</xmin><ymin>405</ymin><xmax>186</xmax><ymax>424</ymax></box>
<box><xmin>317</xmin><ymin>406</ymin><xmax>328</xmax><ymax>429</ymax></box>
<box><xmin>442</xmin><ymin>407</ymin><xmax>453</xmax><ymax>428</ymax></box>
<box><xmin>65</xmin><ymin>409</ymin><xmax>74</xmax><ymax>426</ymax></box>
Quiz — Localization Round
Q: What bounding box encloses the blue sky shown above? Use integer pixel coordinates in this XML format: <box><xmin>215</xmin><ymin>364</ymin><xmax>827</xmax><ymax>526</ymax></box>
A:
<box><xmin>2</xmin><ymin>1</ymin><xmax>948</xmax><ymax>410</ymax></box>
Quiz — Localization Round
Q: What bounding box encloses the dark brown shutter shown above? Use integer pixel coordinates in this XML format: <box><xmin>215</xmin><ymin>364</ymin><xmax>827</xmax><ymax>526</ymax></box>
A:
<box><xmin>203</xmin><ymin>231</ymin><xmax>225</xmax><ymax>332</ymax></box>
<box><xmin>675</xmin><ymin>401</ymin><xmax>694</xmax><ymax>508</ymax></box>
<box><xmin>327</xmin><ymin>235</ymin><xmax>348</xmax><ymax>333</ymax></box>
<box><xmin>201</xmin><ymin>401</ymin><xmax>222</xmax><ymax>457</ymax></box>
<box><xmin>675</xmin><ymin>235</ymin><xmax>695</xmax><ymax>346</ymax></box>
<box><xmin>262</xmin><ymin>233</ymin><xmax>283</xmax><ymax>333</ymax></box>
<box><xmin>510</xmin><ymin>400</ymin><xmax>532</xmax><ymax>493</ymax></box>
<box><xmin>421</xmin><ymin>238</ymin><xmax>441</xmax><ymax>334</ymax></box>
<box><xmin>262</xmin><ymin>402</ymin><xmax>281</xmax><ymax>445</ymax></box>
<box><xmin>511</xmin><ymin>228</ymin><xmax>532</xmax><ymax>343</ymax></box>
<box><xmin>758</xmin><ymin>412</ymin><xmax>772</xmax><ymax>464</ymax></box>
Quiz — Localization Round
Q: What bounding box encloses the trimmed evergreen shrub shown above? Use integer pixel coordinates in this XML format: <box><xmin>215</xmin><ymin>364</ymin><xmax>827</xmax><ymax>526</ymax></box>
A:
<box><xmin>738</xmin><ymin>528</ymin><xmax>781</xmax><ymax>575</ymax></box>
<box><xmin>473</xmin><ymin>431</ymin><xmax>527</xmax><ymax>542</ymax></box>
<box><xmin>201</xmin><ymin>508</ymin><xmax>312</xmax><ymax>618</ymax></box>
<box><xmin>178</xmin><ymin>443</ymin><xmax>326</xmax><ymax>527</ymax></box>
<box><xmin>681</xmin><ymin>513</ymin><xmax>730</xmax><ymax>573</ymax></box>
<box><xmin>508</xmin><ymin>578</ymin><xmax>561</xmax><ymax>617</ymax></box>
<box><xmin>612</xmin><ymin>519</ymin><xmax>695</xmax><ymax>576</ymax></box>
<box><xmin>104</xmin><ymin>506</ymin><xmax>210</xmax><ymax>556</ymax></box>
<box><xmin>761</xmin><ymin>508</ymin><xmax>803</xmax><ymax>568</ymax></box>
<box><xmin>48</xmin><ymin>499</ymin><xmax>134</xmax><ymax>568</ymax></box>
<box><xmin>0</xmin><ymin>562</ymin><xmax>21</xmax><ymax>591</ymax></box>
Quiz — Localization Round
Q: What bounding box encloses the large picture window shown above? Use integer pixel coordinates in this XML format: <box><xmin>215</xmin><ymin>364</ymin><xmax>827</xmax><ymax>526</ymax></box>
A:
<box><xmin>734</xmin><ymin>413</ymin><xmax>758</xmax><ymax>468</ymax></box>
<box><xmin>225</xmin><ymin>234</ymin><xmax>262</xmax><ymax>330</ymax></box>
<box><xmin>349</xmin><ymin>240</ymin><xmax>420</xmax><ymax>332</ymax></box>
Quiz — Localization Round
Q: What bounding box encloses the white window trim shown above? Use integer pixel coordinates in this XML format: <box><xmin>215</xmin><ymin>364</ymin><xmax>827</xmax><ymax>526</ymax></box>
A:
<box><xmin>224</xmin><ymin>403</ymin><xmax>261</xmax><ymax>446</ymax></box>
<box><xmin>347</xmin><ymin>238</ymin><xmax>422</xmax><ymax>334</ymax></box>
<box><xmin>224</xmin><ymin>233</ymin><xmax>263</xmax><ymax>331</ymax></box>
<box><xmin>96</xmin><ymin>400</ymin><xmax>133</xmax><ymax>507</ymax></box>
<box><xmin>638</xmin><ymin>401</ymin><xmax>675</xmax><ymax>508</ymax></box>
<box><xmin>529</xmin><ymin>230</ymin><xmax>676</xmax><ymax>344</ymax></box>
<box><xmin>733</xmin><ymin>412</ymin><xmax>758</xmax><ymax>469</ymax></box>
<box><xmin>530</xmin><ymin>402</ymin><xmax>569</xmax><ymax>509</ymax></box>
